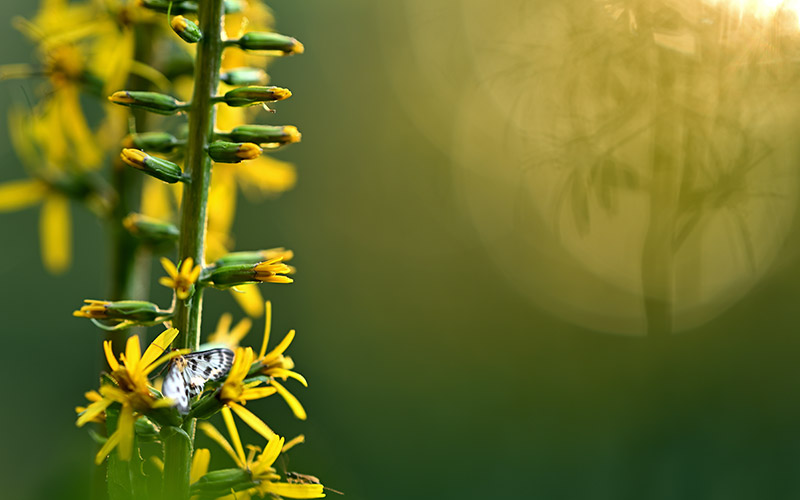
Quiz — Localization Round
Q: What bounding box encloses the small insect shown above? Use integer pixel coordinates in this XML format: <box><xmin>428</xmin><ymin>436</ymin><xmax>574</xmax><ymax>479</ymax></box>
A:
<box><xmin>162</xmin><ymin>348</ymin><xmax>234</xmax><ymax>414</ymax></box>
<box><xmin>286</xmin><ymin>471</ymin><xmax>344</xmax><ymax>495</ymax></box>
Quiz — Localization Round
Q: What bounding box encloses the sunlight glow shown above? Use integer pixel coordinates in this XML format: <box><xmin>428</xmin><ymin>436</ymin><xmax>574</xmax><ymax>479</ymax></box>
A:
<box><xmin>704</xmin><ymin>0</ymin><xmax>800</xmax><ymax>29</ymax></box>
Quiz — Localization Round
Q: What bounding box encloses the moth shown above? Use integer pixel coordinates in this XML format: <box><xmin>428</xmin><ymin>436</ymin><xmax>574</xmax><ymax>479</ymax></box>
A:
<box><xmin>162</xmin><ymin>348</ymin><xmax>235</xmax><ymax>414</ymax></box>
<box><xmin>285</xmin><ymin>471</ymin><xmax>344</xmax><ymax>495</ymax></box>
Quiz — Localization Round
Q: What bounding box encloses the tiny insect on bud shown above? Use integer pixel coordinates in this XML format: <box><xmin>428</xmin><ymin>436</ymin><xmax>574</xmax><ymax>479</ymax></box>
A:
<box><xmin>207</xmin><ymin>141</ymin><xmax>262</xmax><ymax>163</ymax></box>
<box><xmin>121</xmin><ymin>132</ymin><xmax>180</xmax><ymax>153</ymax></box>
<box><xmin>120</xmin><ymin>149</ymin><xmax>186</xmax><ymax>183</ymax></box>
<box><xmin>123</xmin><ymin>213</ymin><xmax>179</xmax><ymax>245</ymax></box>
<box><xmin>171</xmin><ymin>15</ymin><xmax>202</xmax><ymax>43</ymax></box>
<box><xmin>234</xmin><ymin>32</ymin><xmax>305</xmax><ymax>55</ymax></box>
<box><xmin>109</xmin><ymin>90</ymin><xmax>186</xmax><ymax>115</ymax></box>
<box><xmin>220</xmin><ymin>67</ymin><xmax>268</xmax><ymax>86</ymax></box>
<box><xmin>222</xmin><ymin>86</ymin><xmax>292</xmax><ymax>107</ymax></box>
<box><xmin>220</xmin><ymin>125</ymin><xmax>301</xmax><ymax>147</ymax></box>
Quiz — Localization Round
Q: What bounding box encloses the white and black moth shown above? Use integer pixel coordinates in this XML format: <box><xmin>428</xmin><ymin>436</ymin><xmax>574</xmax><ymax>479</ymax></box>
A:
<box><xmin>162</xmin><ymin>348</ymin><xmax>235</xmax><ymax>414</ymax></box>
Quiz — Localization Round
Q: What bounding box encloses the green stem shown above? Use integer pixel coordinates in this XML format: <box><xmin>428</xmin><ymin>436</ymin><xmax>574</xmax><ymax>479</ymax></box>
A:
<box><xmin>164</xmin><ymin>0</ymin><xmax>225</xmax><ymax>498</ymax></box>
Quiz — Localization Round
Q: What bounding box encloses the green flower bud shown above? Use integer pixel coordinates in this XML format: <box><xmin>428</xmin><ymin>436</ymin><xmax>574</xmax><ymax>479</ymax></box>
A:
<box><xmin>122</xmin><ymin>132</ymin><xmax>180</xmax><ymax>153</ymax></box>
<box><xmin>73</xmin><ymin>299</ymin><xmax>167</xmax><ymax>322</ymax></box>
<box><xmin>207</xmin><ymin>141</ymin><xmax>262</xmax><ymax>163</ymax></box>
<box><xmin>213</xmin><ymin>248</ymin><xmax>294</xmax><ymax>267</ymax></box>
<box><xmin>171</xmin><ymin>15</ymin><xmax>202</xmax><ymax>43</ymax></box>
<box><xmin>123</xmin><ymin>213</ymin><xmax>179</xmax><ymax>245</ymax></box>
<box><xmin>134</xmin><ymin>416</ymin><xmax>160</xmax><ymax>442</ymax></box>
<box><xmin>222</xmin><ymin>86</ymin><xmax>291</xmax><ymax>107</ymax></box>
<box><xmin>220</xmin><ymin>125</ymin><xmax>301</xmax><ymax>147</ymax></box>
<box><xmin>120</xmin><ymin>149</ymin><xmax>186</xmax><ymax>183</ymax></box>
<box><xmin>203</xmin><ymin>257</ymin><xmax>293</xmax><ymax>288</ymax></box>
<box><xmin>109</xmin><ymin>91</ymin><xmax>186</xmax><ymax>115</ymax></box>
<box><xmin>234</xmin><ymin>32</ymin><xmax>304</xmax><ymax>55</ymax></box>
<box><xmin>191</xmin><ymin>469</ymin><xmax>254</xmax><ymax>495</ymax></box>
<box><xmin>220</xmin><ymin>67</ymin><xmax>268</xmax><ymax>86</ymax></box>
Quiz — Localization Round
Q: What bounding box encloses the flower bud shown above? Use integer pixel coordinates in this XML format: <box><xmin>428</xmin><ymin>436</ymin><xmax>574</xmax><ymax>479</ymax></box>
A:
<box><xmin>234</xmin><ymin>32</ymin><xmax>304</xmax><ymax>55</ymax></box>
<box><xmin>220</xmin><ymin>125</ymin><xmax>301</xmax><ymax>147</ymax></box>
<box><xmin>203</xmin><ymin>257</ymin><xmax>293</xmax><ymax>288</ymax></box>
<box><xmin>120</xmin><ymin>149</ymin><xmax>185</xmax><ymax>183</ymax></box>
<box><xmin>109</xmin><ymin>90</ymin><xmax>186</xmax><ymax>115</ymax></box>
<box><xmin>121</xmin><ymin>132</ymin><xmax>180</xmax><ymax>153</ymax></box>
<box><xmin>73</xmin><ymin>299</ymin><xmax>166</xmax><ymax>322</ymax></box>
<box><xmin>208</xmin><ymin>141</ymin><xmax>262</xmax><ymax>163</ymax></box>
<box><xmin>220</xmin><ymin>67</ymin><xmax>268</xmax><ymax>86</ymax></box>
<box><xmin>123</xmin><ymin>213</ymin><xmax>179</xmax><ymax>245</ymax></box>
<box><xmin>190</xmin><ymin>468</ymin><xmax>254</xmax><ymax>496</ymax></box>
<box><xmin>171</xmin><ymin>15</ymin><xmax>202</xmax><ymax>43</ymax></box>
<box><xmin>222</xmin><ymin>86</ymin><xmax>291</xmax><ymax>107</ymax></box>
<box><xmin>213</xmin><ymin>248</ymin><xmax>294</xmax><ymax>267</ymax></box>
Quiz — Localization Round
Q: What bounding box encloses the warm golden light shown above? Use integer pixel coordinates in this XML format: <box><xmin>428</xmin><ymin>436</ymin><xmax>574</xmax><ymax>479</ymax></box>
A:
<box><xmin>705</xmin><ymin>0</ymin><xmax>800</xmax><ymax>28</ymax></box>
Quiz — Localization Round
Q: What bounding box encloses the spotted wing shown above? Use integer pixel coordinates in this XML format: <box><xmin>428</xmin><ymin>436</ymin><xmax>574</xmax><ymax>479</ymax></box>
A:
<box><xmin>162</xmin><ymin>362</ymin><xmax>191</xmax><ymax>414</ymax></box>
<box><xmin>163</xmin><ymin>348</ymin><xmax>234</xmax><ymax>414</ymax></box>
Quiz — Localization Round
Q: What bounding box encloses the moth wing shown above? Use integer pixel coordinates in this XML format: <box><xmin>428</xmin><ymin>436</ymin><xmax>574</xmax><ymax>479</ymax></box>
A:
<box><xmin>162</xmin><ymin>363</ymin><xmax>191</xmax><ymax>414</ymax></box>
<box><xmin>184</xmin><ymin>348</ymin><xmax>235</xmax><ymax>385</ymax></box>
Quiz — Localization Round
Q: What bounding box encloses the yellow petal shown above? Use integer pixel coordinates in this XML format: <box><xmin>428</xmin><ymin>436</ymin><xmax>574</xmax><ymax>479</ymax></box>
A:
<box><xmin>140</xmin><ymin>178</ymin><xmax>174</xmax><ymax>220</ymax></box>
<box><xmin>124</xmin><ymin>335</ymin><xmax>142</xmax><ymax>373</ymax></box>
<box><xmin>263</xmin><ymin>330</ymin><xmax>295</xmax><ymax>364</ymax></box>
<box><xmin>198</xmin><ymin>421</ymin><xmax>243</xmax><ymax>469</ymax></box>
<box><xmin>190</xmin><ymin>448</ymin><xmax>211</xmax><ymax>484</ymax></box>
<box><xmin>76</xmin><ymin>398</ymin><xmax>112</xmax><ymax>427</ymax></box>
<box><xmin>142</xmin><ymin>348</ymin><xmax>189</xmax><ymax>377</ymax></box>
<box><xmin>263</xmin><ymin>482</ymin><xmax>325</xmax><ymax>499</ymax></box>
<box><xmin>95</xmin><ymin>427</ymin><xmax>122</xmax><ymax>465</ymax></box>
<box><xmin>229</xmin><ymin>402</ymin><xmax>276</xmax><ymax>442</ymax></box>
<box><xmin>140</xmin><ymin>328</ymin><xmax>180</xmax><ymax>371</ymax></box>
<box><xmin>222</xmin><ymin>406</ymin><xmax>246</xmax><ymax>466</ymax></box>
<box><xmin>252</xmin><ymin>433</ymin><xmax>283</xmax><ymax>473</ymax></box>
<box><xmin>160</xmin><ymin>257</ymin><xmax>179</xmax><ymax>279</ymax></box>
<box><xmin>258</xmin><ymin>301</ymin><xmax>272</xmax><ymax>359</ymax></box>
<box><xmin>103</xmin><ymin>340</ymin><xmax>119</xmax><ymax>371</ymax></box>
<box><xmin>230</xmin><ymin>284</ymin><xmax>264</xmax><ymax>318</ymax></box>
<box><xmin>271</xmin><ymin>380</ymin><xmax>307</xmax><ymax>420</ymax></box>
<box><xmin>282</xmin><ymin>434</ymin><xmax>305</xmax><ymax>453</ymax></box>
<box><xmin>40</xmin><ymin>194</ymin><xmax>71</xmax><ymax>274</ymax></box>
<box><xmin>241</xmin><ymin>386</ymin><xmax>278</xmax><ymax>400</ymax></box>
<box><xmin>117</xmin><ymin>404</ymin><xmax>135</xmax><ymax>461</ymax></box>
<box><xmin>0</xmin><ymin>179</ymin><xmax>46</xmax><ymax>211</ymax></box>
<box><xmin>268</xmin><ymin>368</ymin><xmax>308</xmax><ymax>388</ymax></box>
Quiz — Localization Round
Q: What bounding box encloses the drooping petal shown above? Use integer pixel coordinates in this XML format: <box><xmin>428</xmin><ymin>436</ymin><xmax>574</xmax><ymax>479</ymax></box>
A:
<box><xmin>262</xmin><ymin>482</ymin><xmax>325</xmax><ymax>499</ymax></box>
<box><xmin>268</xmin><ymin>368</ymin><xmax>308</xmax><ymax>388</ymax></box>
<box><xmin>190</xmin><ymin>448</ymin><xmax>211</xmax><ymax>484</ymax></box>
<box><xmin>241</xmin><ymin>386</ymin><xmax>277</xmax><ymax>400</ymax></box>
<box><xmin>222</xmin><ymin>406</ymin><xmax>247</xmax><ymax>466</ymax></box>
<box><xmin>0</xmin><ymin>179</ymin><xmax>46</xmax><ymax>211</ymax></box>
<box><xmin>40</xmin><ymin>194</ymin><xmax>71</xmax><ymax>274</ymax></box>
<box><xmin>116</xmin><ymin>404</ymin><xmax>135</xmax><ymax>461</ymax></box>
<box><xmin>258</xmin><ymin>300</ymin><xmax>272</xmax><ymax>359</ymax></box>
<box><xmin>252</xmin><ymin>433</ymin><xmax>283</xmax><ymax>473</ymax></box>
<box><xmin>229</xmin><ymin>402</ymin><xmax>276</xmax><ymax>441</ymax></box>
<box><xmin>198</xmin><ymin>422</ymin><xmax>243</xmax><ymax>469</ymax></box>
<box><xmin>140</xmin><ymin>328</ymin><xmax>180</xmax><ymax>370</ymax></box>
<box><xmin>271</xmin><ymin>380</ymin><xmax>307</xmax><ymax>420</ymax></box>
<box><xmin>282</xmin><ymin>434</ymin><xmax>305</xmax><ymax>453</ymax></box>
<box><xmin>95</xmin><ymin>427</ymin><xmax>122</xmax><ymax>465</ymax></box>
<box><xmin>231</xmin><ymin>284</ymin><xmax>264</xmax><ymax>318</ymax></box>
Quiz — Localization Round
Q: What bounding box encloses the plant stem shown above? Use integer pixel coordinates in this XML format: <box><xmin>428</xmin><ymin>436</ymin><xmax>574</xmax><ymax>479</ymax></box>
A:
<box><xmin>164</xmin><ymin>0</ymin><xmax>224</xmax><ymax>498</ymax></box>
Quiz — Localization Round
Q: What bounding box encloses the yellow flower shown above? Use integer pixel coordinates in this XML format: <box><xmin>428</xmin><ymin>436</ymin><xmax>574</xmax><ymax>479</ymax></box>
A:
<box><xmin>254</xmin><ymin>257</ymin><xmax>294</xmax><ymax>284</ymax></box>
<box><xmin>159</xmin><ymin>257</ymin><xmax>202</xmax><ymax>300</ymax></box>
<box><xmin>255</xmin><ymin>302</ymin><xmax>308</xmax><ymax>420</ymax></box>
<box><xmin>218</xmin><ymin>347</ymin><xmax>278</xmax><ymax>441</ymax></box>
<box><xmin>207</xmin><ymin>313</ymin><xmax>253</xmax><ymax>349</ymax></box>
<box><xmin>74</xmin><ymin>391</ymin><xmax>105</xmax><ymax>424</ymax></box>
<box><xmin>198</xmin><ymin>411</ymin><xmax>324</xmax><ymax>499</ymax></box>
<box><xmin>76</xmin><ymin>328</ymin><xmax>185</xmax><ymax>463</ymax></box>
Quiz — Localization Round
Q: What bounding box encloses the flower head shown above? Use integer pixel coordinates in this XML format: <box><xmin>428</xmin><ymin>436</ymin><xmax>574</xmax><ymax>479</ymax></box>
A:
<box><xmin>160</xmin><ymin>257</ymin><xmax>202</xmax><ymax>300</ymax></box>
<box><xmin>216</xmin><ymin>347</ymin><xmax>278</xmax><ymax>441</ymax></box>
<box><xmin>198</xmin><ymin>411</ymin><xmax>324</xmax><ymax>499</ymax></box>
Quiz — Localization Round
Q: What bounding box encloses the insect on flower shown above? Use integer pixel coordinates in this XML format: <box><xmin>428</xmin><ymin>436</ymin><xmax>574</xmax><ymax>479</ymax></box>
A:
<box><xmin>163</xmin><ymin>348</ymin><xmax>235</xmax><ymax>414</ymax></box>
<box><xmin>286</xmin><ymin>471</ymin><xmax>344</xmax><ymax>495</ymax></box>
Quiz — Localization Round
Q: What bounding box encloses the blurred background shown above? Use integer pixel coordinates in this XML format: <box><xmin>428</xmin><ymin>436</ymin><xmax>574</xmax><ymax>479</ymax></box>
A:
<box><xmin>4</xmin><ymin>0</ymin><xmax>800</xmax><ymax>499</ymax></box>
